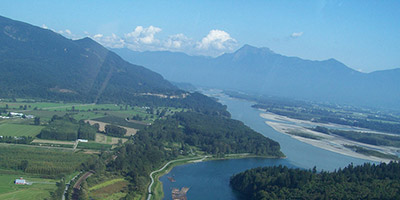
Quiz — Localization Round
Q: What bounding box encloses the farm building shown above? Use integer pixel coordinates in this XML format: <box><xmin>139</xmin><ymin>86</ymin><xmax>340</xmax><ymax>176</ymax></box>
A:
<box><xmin>14</xmin><ymin>177</ymin><xmax>26</xmax><ymax>185</ymax></box>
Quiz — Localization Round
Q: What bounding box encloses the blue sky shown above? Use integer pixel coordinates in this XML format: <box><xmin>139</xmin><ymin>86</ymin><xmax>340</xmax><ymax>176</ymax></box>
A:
<box><xmin>1</xmin><ymin>0</ymin><xmax>399</xmax><ymax>72</ymax></box>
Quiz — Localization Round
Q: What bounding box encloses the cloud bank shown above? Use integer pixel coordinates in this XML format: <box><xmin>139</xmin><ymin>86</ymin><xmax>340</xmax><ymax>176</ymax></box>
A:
<box><xmin>75</xmin><ymin>26</ymin><xmax>238</xmax><ymax>57</ymax></box>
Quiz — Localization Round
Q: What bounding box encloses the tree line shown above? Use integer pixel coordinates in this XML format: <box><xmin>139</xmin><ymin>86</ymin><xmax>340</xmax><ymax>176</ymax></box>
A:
<box><xmin>230</xmin><ymin>162</ymin><xmax>400</xmax><ymax>199</ymax></box>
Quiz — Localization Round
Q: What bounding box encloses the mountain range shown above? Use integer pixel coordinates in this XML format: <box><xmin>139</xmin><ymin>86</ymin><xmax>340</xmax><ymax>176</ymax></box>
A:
<box><xmin>0</xmin><ymin>15</ymin><xmax>178</xmax><ymax>103</ymax></box>
<box><xmin>113</xmin><ymin>45</ymin><xmax>400</xmax><ymax>110</ymax></box>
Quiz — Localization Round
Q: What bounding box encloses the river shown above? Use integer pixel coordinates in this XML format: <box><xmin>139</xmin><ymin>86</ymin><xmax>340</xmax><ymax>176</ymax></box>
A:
<box><xmin>160</xmin><ymin>91</ymin><xmax>373</xmax><ymax>199</ymax></box>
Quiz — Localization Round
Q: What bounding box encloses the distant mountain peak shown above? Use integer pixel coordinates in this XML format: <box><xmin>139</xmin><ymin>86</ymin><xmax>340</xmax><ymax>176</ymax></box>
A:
<box><xmin>228</xmin><ymin>44</ymin><xmax>275</xmax><ymax>61</ymax></box>
<box><xmin>236</xmin><ymin>44</ymin><xmax>275</xmax><ymax>55</ymax></box>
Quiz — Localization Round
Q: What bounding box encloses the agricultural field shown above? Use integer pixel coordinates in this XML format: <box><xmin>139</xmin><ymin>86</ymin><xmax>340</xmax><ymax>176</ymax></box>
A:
<box><xmin>0</xmin><ymin>124</ymin><xmax>44</xmax><ymax>137</ymax></box>
<box><xmin>88</xmin><ymin>178</ymin><xmax>129</xmax><ymax>200</ymax></box>
<box><xmin>77</xmin><ymin>141</ymin><xmax>113</xmax><ymax>150</ymax></box>
<box><xmin>95</xmin><ymin>133</ymin><xmax>127</xmax><ymax>145</ymax></box>
<box><xmin>1</xmin><ymin>99</ymin><xmax>185</xmax><ymax>125</ymax></box>
<box><xmin>91</xmin><ymin>116</ymin><xmax>146</xmax><ymax>130</ymax></box>
<box><xmin>0</xmin><ymin>173</ymin><xmax>57</xmax><ymax>200</ymax></box>
<box><xmin>0</xmin><ymin>144</ymin><xmax>94</xmax><ymax>175</ymax></box>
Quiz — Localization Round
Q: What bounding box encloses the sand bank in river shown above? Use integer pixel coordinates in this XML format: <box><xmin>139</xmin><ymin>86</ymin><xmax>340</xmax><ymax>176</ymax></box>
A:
<box><xmin>260</xmin><ymin>112</ymin><xmax>399</xmax><ymax>163</ymax></box>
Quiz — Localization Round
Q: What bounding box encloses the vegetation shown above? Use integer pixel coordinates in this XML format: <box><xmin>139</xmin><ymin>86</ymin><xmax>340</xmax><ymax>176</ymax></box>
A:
<box><xmin>311</xmin><ymin>126</ymin><xmax>400</xmax><ymax>147</ymax></box>
<box><xmin>87</xmin><ymin>178</ymin><xmax>128</xmax><ymax>200</ymax></box>
<box><xmin>343</xmin><ymin>145</ymin><xmax>399</xmax><ymax>160</ymax></box>
<box><xmin>0</xmin><ymin>16</ymin><xmax>286</xmax><ymax>200</ymax></box>
<box><xmin>77</xmin><ymin>141</ymin><xmax>113</xmax><ymax>150</ymax></box>
<box><xmin>0</xmin><ymin>136</ymin><xmax>34</xmax><ymax>144</ymax></box>
<box><xmin>226</xmin><ymin>91</ymin><xmax>400</xmax><ymax>135</ymax></box>
<box><xmin>0</xmin><ymin>124</ymin><xmax>44</xmax><ymax>137</ymax></box>
<box><xmin>94</xmin><ymin>116</ymin><xmax>146</xmax><ymax>129</ymax></box>
<box><xmin>230</xmin><ymin>162</ymin><xmax>400</xmax><ymax>200</ymax></box>
<box><xmin>39</xmin><ymin>115</ymin><xmax>97</xmax><ymax>141</ymax></box>
<box><xmin>104</xmin><ymin>124</ymin><xmax>127</xmax><ymax>137</ymax></box>
<box><xmin>107</xmin><ymin>111</ymin><xmax>283</xmax><ymax>198</ymax></box>
<box><xmin>0</xmin><ymin>144</ymin><xmax>94</xmax><ymax>177</ymax></box>
<box><xmin>0</xmin><ymin>173</ymin><xmax>57</xmax><ymax>200</ymax></box>
<box><xmin>287</xmin><ymin>131</ymin><xmax>322</xmax><ymax>140</ymax></box>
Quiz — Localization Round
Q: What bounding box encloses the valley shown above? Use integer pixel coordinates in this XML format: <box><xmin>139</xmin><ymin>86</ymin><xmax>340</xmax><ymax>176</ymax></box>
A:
<box><xmin>1</xmin><ymin>4</ymin><xmax>400</xmax><ymax>199</ymax></box>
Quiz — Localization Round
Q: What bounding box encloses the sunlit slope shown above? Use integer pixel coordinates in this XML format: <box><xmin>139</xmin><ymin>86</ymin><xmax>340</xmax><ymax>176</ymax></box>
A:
<box><xmin>0</xmin><ymin>15</ymin><xmax>177</xmax><ymax>103</ymax></box>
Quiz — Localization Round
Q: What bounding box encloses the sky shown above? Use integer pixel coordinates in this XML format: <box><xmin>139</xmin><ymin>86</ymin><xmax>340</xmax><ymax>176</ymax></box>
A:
<box><xmin>0</xmin><ymin>0</ymin><xmax>399</xmax><ymax>72</ymax></box>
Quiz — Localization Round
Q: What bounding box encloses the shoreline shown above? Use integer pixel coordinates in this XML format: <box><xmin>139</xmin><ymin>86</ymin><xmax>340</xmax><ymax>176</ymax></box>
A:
<box><xmin>148</xmin><ymin>153</ymin><xmax>283</xmax><ymax>200</ymax></box>
<box><xmin>259</xmin><ymin>112</ymin><xmax>399</xmax><ymax>163</ymax></box>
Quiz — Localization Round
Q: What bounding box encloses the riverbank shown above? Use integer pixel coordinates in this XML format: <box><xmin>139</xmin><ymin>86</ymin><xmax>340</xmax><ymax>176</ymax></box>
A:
<box><xmin>148</xmin><ymin>153</ymin><xmax>283</xmax><ymax>200</ymax></box>
<box><xmin>260</xmin><ymin>112</ymin><xmax>399</xmax><ymax>163</ymax></box>
<box><xmin>148</xmin><ymin>156</ymin><xmax>206</xmax><ymax>200</ymax></box>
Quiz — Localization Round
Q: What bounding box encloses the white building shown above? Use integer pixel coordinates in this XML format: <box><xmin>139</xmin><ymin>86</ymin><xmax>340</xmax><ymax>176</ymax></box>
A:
<box><xmin>14</xmin><ymin>178</ymin><xmax>26</xmax><ymax>185</ymax></box>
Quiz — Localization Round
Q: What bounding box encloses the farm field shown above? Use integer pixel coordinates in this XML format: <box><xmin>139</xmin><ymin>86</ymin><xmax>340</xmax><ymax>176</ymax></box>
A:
<box><xmin>95</xmin><ymin>133</ymin><xmax>127</xmax><ymax>145</ymax></box>
<box><xmin>0</xmin><ymin>124</ymin><xmax>44</xmax><ymax>137</ymax></box>
<box><xmin>77</xmin><ymin>141</ymin><xmax>113</xmax><ymax>150</ymax></box>
<box><xmin>0</xmin><ymin>144</ymin><xmax>94</xmax><ymax>175</ymax></box>
<box><xmin>88</xmin><ymin>178</ymin><xmax>128</xmax><ymax>200</ymax></box>
<box><xmin>0</xmin><ymin>173</ymin><xmax>57</xmax><ymax>200</ymax></box>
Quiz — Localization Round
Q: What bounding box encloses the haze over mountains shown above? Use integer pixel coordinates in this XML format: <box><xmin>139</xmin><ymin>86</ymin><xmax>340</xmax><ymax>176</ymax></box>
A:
<box><xmin>1</xmin><ymin>14</ymin><xmax>398</xmax><ymax>111</ymax></box>
<box><xmin>113</xmin><ymin>45</ymin><xmax>400</xmax><ymax>110</ymax></box>
<box><xmin>0</xmin><ymin>15</ymin><xmax>178</xmax><ymax>103</ymax></box>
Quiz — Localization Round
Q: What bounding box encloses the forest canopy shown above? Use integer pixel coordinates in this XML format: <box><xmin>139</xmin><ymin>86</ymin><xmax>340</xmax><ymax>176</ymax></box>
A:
<box><xmin>230</xmin><ymin>162</ymin><xmax>400</xmax><ymax>200</ymax></box>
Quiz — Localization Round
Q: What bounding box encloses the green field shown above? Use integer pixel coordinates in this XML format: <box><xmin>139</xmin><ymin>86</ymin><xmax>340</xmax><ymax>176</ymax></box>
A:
<box><xmin>0</xmin><ymin>173</ymin><xmax>56</xmax><ymax>200</ymax></box>
<box><xmin>0</xmin><ymin>124</ymin><xmax>44</xmax><ymax>137</ymax></box>
<box><xmin>0</xmin><ymin>144</ymin><xmax>93</xmax><ymax>175</ymax></box>
<box><xmin>88</xmin><ymin>178</ymin><xmax>128</xmax><ymax>200</ymax></box>
<box><xmin>77</xmin><ymin>141</ymin><xmax>113</xmax><ymax>150</ymax></box>
<box><xmin>89</xmin><ymin>178</ymin><xmax>125</xmax><ymax>191</ymax></box>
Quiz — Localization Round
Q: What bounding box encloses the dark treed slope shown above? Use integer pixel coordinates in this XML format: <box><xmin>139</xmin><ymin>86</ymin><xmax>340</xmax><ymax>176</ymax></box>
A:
<box><xmin>230</xmin><ymin>162</ymin><xmax>400</xmax><ymax>200</ymax></box>
<box><xmin>0</xmin><ymin>15</ymin><xmax>177</xmax><ymax>103</ymax></box>
<box><xmin>113</xmin><ymin>45</ymin><xmax>400</xmax><ymax>110</ymax></box>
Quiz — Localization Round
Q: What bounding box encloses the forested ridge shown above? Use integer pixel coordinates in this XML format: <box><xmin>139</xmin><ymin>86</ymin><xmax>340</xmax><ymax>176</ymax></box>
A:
<box><xmin>230</xmin><ymin>162</ymin><xmax>400</xmax><ymax>200</ymax></box>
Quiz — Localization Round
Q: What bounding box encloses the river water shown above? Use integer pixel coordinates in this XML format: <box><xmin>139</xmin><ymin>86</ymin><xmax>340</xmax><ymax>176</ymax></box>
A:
<box><xmin>160</xmin><ymin>91</ymin><xmax>373</xmax><ymax>199</ymax></box>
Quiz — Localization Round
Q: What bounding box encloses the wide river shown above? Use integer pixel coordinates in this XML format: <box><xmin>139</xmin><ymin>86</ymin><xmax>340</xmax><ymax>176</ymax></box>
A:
<box><xmin>160</xmin><ymin>91</ymin><xmax>373</xmax><ymax>199</ymax></box>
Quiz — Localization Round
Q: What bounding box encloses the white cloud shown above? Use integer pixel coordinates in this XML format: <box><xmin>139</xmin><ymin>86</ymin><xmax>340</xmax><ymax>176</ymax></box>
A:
<box><xmin>88</xmin><ymin>26</ymin><xmax>237</xmax><ymax>56</ymax></box>
<box><xmin>65</xmin><ymin>29</ymin><xmax>72</xmax><ymax>35</ymax></box>
<box><xmin>164</xmin><ymin>33</ymin><xmax>191</xmax><ymax>49</ymax></box>
<box><xmin>42</xmin><ymin>24</ymin><xmax>48</xmax><ymax>29</ymax></box>
<box><xmin>291</xmin><ymin>32</ymin><xmax>303</xmax><ymax>38</ymax></box>
<box><xmin>197</xmin><ymin>30</ymin><xmax>237</xmax><ymax>50</ymax></box>
<box><xmin>91</xmin><ymin>33</ymin><xmax>125</xmax><ymax>48</ymax></box>
<box><xmin>125</xmin><ymin>26</ymin><xmax>162</xmax><ymax>45</ymax></box>
<box><xmin>93</xmin><ymin>34</ymin><xmax>103</xmax><ymax>39</ymax></box>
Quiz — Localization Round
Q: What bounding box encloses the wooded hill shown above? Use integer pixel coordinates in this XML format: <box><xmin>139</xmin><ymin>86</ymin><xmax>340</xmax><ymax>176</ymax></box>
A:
<box><xmin>230</xmin><ymin>162</ymin><xmax>400</xmax><ymax>200</ymax></box>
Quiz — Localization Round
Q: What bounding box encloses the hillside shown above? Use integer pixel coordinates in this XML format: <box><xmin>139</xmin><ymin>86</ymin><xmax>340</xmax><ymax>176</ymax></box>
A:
<box><xmin>0</xmin><ymin>15</ymin><xmax>177</xmax><ymax>103</ymax></box>
<box><xmin>113</xmin><ymin>46</ymin><xmax>400</xmax><ymax>110</ymax></box>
